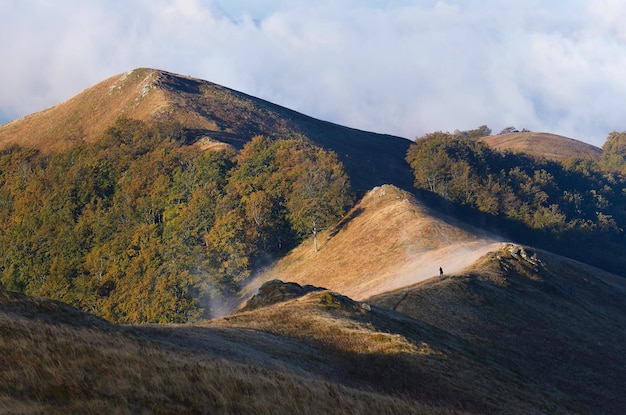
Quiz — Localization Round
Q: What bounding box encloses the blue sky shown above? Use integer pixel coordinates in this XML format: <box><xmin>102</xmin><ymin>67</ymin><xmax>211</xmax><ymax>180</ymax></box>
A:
<box><xmin>1</xmin><ymin>0</ymin><xmax>626</xmax><ymax>146</ymax></box>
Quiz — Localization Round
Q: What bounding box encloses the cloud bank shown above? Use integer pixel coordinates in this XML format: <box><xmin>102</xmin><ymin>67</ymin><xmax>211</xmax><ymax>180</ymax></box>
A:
<box><xmin>1</xmin><ymin>0</ymin><xmax>626</xmax><ymax>146</ymax></box>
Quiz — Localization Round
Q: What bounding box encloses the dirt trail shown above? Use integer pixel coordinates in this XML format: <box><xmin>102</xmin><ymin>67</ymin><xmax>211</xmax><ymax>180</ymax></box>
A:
<box><xmin>348</xmin><ymin>240</ymin><xmax>504</xmax><ymax>300</ymax></box>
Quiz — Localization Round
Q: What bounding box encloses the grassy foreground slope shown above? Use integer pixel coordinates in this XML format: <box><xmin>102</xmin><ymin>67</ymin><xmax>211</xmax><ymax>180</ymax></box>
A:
<box><xmin>1</xmin><ymin>282</ymin><xmax>578</xmax><ymax>414</ymax></box>
<box><xmin>0</xmin><ymin>289</ymin><xmax>452</xmax><ymax>415</ymax></box>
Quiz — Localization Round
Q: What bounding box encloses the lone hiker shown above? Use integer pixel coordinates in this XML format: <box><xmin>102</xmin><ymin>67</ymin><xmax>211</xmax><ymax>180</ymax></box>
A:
<box><xmin>439</xmin><ymin>267</ymin><xmax>443</xmax><ymax>277</ymax></box>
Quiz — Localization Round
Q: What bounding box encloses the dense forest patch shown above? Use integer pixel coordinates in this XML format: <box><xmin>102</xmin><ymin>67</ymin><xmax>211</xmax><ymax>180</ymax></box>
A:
<box><xmin>406</xmin><ymin>128</ymin><xmax>626</xmax><ymax>275</ymax></box>
<box><xmin>0</xmin><ymin>118</ymin><xmax>353</xmax><ymax>323</ymax></box>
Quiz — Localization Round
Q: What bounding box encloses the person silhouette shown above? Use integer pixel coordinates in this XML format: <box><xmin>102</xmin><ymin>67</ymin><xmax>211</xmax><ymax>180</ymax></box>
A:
<box><xmin>439</xmin><ymin>267</ymin><xmax>443</xmax><ymax>277</ymax></box>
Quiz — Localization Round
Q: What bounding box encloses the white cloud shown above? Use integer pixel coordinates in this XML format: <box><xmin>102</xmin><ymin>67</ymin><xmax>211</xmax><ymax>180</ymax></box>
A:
<box><xmin>1</xmin><ymin>0</ymin><xmax>625</xmax><ymax>147</ymax></box>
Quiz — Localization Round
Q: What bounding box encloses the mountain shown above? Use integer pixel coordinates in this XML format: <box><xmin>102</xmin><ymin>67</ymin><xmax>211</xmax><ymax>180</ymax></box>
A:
<box><xmin>480</xmin><ymin>131</ymin><xmax>602</xmax><ymax>161</ymax></box>
<box><xmin>1</xmin><ymin>68</ymin><xmax>625</xmax><ymax>413</ymax></box>
<box><xmin>0</xmin><ymin>68</ymin><xmax>414</xmax><ymax>193</ymax></box>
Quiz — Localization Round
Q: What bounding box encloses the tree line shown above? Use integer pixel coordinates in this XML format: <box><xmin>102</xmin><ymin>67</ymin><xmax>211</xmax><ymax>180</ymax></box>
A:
<box><xmin>0</xmin><ymin>118</ymin><xmax>353</xmax><ymax>323</ymax></box>
<box><xmin>406</xmin><ymin>128</ymin><xmax>626</xmax><ymax>275</ymax></box>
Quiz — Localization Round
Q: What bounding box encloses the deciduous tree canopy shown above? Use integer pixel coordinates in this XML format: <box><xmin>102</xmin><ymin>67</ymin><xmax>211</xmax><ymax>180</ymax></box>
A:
<box><xmin>406</xmin><ymin>128</ymin><xmax>626</xmax><ymax>275</ymax></box>
<box><xmin>0</xmin><ymin>119</ymin><xmax>353</xmax><ymax>323</ymax></box>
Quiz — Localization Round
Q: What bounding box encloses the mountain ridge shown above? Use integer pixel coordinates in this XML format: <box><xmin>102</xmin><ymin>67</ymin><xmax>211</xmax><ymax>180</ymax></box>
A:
<box><xmin>0</xmin><ymin>67</ymin><xmax>415</xmax><ymax>192</ymax></box>
<box><xmin>249</xmin><ymin>185</ymin><xmax>505</xmax><ymax>301</ymax></box>
<box><xmin>369</xmin><ymin>242</ymin><xmax>626</xmax><ymax>414</ymax></box>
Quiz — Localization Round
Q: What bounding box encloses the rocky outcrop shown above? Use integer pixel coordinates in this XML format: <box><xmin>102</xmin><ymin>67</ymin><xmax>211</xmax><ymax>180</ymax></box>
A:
<box><xmin>239</xmin><ymin>280</ymin><xmax>325</xmax><ymax>312</ymax></box>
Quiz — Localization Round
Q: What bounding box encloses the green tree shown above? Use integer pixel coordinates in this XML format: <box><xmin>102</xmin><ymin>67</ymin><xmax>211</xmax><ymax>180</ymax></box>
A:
<box><xmin>601</xmin><ymin>131</ymin><xmax>626</xmax><ymax>174</ymax></box>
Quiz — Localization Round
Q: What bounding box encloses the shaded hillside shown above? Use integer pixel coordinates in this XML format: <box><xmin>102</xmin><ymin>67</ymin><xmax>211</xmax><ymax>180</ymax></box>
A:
<box><xmin>1</xmin><ymin>284</ymin><xmax>578</xmax><ymax>414</ymax></box>
<box><xmin>251</xmin><ymin>185</ymin><xmax>504</xmax><ymax>301</ymax></box>
<box><xmin>0</xmin><ymin>68</ymin><xmax>413</xmax><ymax>192</ymax></box>
<box><xmin>213</xmin><ymin>281</ymin><xmax>579</xmax><ymax>414</ymax></box>
<box><xmin>480</xmin><ymin>131</ymin><xmax>602</xmax><ymax>162</ymax></box>
<box><xmin>0</xmin><ymin>288</ymin><xmax>434</xmax><ymax>414</ymax></box>
<box><xmin>369</xmin><ymin>244</ymin><xmax>626</xmax><ymax>415</ymax></box>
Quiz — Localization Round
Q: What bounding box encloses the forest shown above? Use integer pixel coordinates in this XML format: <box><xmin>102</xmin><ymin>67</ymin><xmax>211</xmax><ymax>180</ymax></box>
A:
<box><xmin>0</xmin><ymin>118</ymin><xmax>353</xmax><ymax>323</ymax></box>
<box><xmin>406</xmin><ymin>128</ymin><xmax>626</xmax><ymax>275</ymax></box>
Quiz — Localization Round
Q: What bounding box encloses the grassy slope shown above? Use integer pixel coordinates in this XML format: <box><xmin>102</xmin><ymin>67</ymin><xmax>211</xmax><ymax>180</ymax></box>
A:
<box><xmin>0</xmin><ymin>69</ymin><xmax>169</xmax><ymax>152</ymax></box>
<box><xmin>0</xmin><ymin>68</ymin><xmax>413</xmax><ymax>192</ymax></box>
<box><xmin>1</xmin><ymin>285</ymin><xmax>577</xmax><ymax>414</ymax></box>
<box><xmin>211</xmin><ymin>288</ymin><xmax>579</xmax><ymax>414</ymax></box>
<box><xmin>369</xmin><ymin>244</ymin><xmax>626</xmax><ymax>415</ymax></box>
<box><xmin>251</xmin><ymin>185</ymin><xmax>504</xmax><ymax>301</ymax></box>
<box><xmin>480</xmin><ymin>132</ymin><xmax>602</xmax><ymax>162</ymax></box>
<box><xmin>0</xmin><ymin>289</ymin><xmax>453</xmax><ymax>415</ymax></box>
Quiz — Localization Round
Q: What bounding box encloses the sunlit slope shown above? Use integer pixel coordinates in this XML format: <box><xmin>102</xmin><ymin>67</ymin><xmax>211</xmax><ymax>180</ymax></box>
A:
<box><xmin>254</xmin><ymin>185</ymin><xmax>504</xmax><ymax>300</ymax></box>
<box><xmin>369</xmin><ymin>244</ymin><xmax>626</xmax><ymax>415</ymax></box>
<box><xmin>0</xmin><ymin>69</ymin><xmax>173</xmax><ymax>152</ymax></box>
<box><xmin>0</xmin><ymin>68</ymin><xmax>414</xmax><ymax>191</ymax></box>
<box><xmin>480</xmin><ymin>131</ymin><xmax>602</xmax><ymax>161</ymax></box>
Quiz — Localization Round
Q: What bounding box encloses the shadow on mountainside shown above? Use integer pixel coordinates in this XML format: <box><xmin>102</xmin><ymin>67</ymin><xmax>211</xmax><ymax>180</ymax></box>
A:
<box><xmin>408</xmin><ymin>187</ymin><xmax>626</xmax><ymax>278</ymax></box>
<box><xmin>207</xmin><ymin>281</ymin><xmax>581</xmax><ymax>413</ymax></box>
<box><xmin>368</xmin><ymin>244</ymin><xmax>626</xmax><ymax>415</ymax></box>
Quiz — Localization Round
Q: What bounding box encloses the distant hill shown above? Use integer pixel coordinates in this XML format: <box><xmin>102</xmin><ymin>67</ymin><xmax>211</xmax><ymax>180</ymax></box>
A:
<box><xmin>480</xmin><ymin>131</ymin><xmax>602</xmax><ymax>161</ymax></box>
<box><xmin>0</xmin><ymin>68</ymin><xmax>414</xmax><ymax>192</ymax></box>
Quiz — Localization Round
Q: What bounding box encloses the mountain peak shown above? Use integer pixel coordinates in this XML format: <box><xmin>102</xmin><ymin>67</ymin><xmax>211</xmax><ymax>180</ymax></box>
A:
<box><xmin>0</xmin><ymin>68</ymin><xmax>414</xmax><ymax>192</ymax></box>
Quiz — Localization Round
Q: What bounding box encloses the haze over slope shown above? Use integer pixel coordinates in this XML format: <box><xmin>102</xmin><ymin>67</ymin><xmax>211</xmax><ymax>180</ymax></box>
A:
<box><xmin>255</xmin><ymin>185</ymin><xmax>504</xmax><ymax>300</ymax></box>
<box><xmin>0</xmin><ymin>68</ymin><xmax>414</xmax><ymax>192</ymax></box>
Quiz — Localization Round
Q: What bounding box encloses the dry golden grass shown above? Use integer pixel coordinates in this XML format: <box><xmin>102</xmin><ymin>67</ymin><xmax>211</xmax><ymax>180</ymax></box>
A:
<box><xmin>0</xmin><ymin>69</ymin><xmax>165</xmax><ymax>152</ymax></box>
<box><xmin>212</xmin><ymin>288</ymin><xmax>575</xmax><ymax>414</ymax></box>
<box><xmin>480</xmin><ymin>131</ymin><xmax>602</xmax><ymax>161</ymax></box>
<box><xmin>0</xmin><ymin>68</ymin><xmax>254</xmax><ymax>152</ymax></box>
<box><xmin>0</xmin><ymin>289</ymin><xmax>461</xmax><ymax>415</ymax></box>
<box><xmin>251</xmin><ymin>185</ymin><xmax>503</xmax><ymax>300</ymax></box>
<box><xmin>1</xmin><ymin>280</ymin><xmax>578</xmax><ymax>414</ymax></box>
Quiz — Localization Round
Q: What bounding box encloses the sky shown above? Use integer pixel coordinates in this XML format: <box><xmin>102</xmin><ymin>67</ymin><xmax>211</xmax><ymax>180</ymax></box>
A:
<box><xmin>1</xmin><ymin>0</ymin><xmax>626</xmax><ymax>147</ymax></box>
